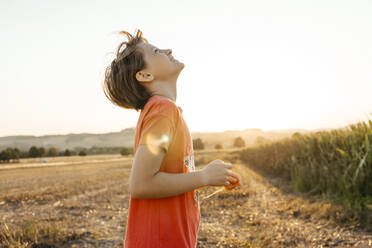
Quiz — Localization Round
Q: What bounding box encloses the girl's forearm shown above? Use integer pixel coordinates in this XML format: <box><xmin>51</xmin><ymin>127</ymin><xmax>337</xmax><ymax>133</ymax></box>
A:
<box><xmin>132</xmin><ymin>170</ymin><xmax>206</xmax><ymax>199</ymax></box>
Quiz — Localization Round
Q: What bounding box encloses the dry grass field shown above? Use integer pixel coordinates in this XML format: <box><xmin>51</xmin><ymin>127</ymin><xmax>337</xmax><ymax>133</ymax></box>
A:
<box><xmin>1</xmin><ymin>151</ymin><xmax>372</xmax><ymax>247</ymax></box>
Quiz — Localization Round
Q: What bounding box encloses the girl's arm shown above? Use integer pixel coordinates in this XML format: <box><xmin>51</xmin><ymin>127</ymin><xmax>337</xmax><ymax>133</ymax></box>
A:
<box><xmin>129</xmin><ymin>144</ymin><xmax>237</xmax><ymax>199</ymax></box>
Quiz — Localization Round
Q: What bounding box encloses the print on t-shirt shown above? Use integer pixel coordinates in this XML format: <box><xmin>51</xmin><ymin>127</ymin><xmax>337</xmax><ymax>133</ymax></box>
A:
<box><xmin>184</xmin><ymin>133</ymin><xmax>195</xmax><ymax>172</ymax></box>
<box><xmin>183</xmin><ymin>153</ymin><xmax>198</xmax><ymax>206</ymax></box>
<box><xmin>184</xmin><ymin>154</ymin><xmax>195</xmax><ymax>172</ymax></box>
<box><xmin>184</xmin><ymin>133</ymin><xmax>199</xmax><ymax>207</ymax></box>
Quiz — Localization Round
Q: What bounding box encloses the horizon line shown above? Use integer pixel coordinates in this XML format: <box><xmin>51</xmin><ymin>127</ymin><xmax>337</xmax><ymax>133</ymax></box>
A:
<box><xmin>0</xmin><ymin>126</ymin><xmax>346</xmax><ymax>139</ymax></box>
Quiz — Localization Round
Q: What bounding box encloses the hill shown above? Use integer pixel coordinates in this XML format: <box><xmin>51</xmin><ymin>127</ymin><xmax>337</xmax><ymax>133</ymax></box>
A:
<box><xmin>0</xmin><ymin>126</ymin><xmax>330</xmax><ymax>151</ymax></box>
<box><xmin>0</xmin><ymin>128</ymin><xmax>136</xmax><ymax>151</ymax></box>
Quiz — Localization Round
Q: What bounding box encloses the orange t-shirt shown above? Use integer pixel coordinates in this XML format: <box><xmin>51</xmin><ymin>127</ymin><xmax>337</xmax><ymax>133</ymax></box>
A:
<box><xmin>123</xmin><ymin>95</ymin><xmax>200</xmax><ymax>248</ymax></box>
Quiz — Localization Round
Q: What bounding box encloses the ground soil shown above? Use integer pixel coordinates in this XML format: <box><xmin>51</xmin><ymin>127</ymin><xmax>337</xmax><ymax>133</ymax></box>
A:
<box><xmin>0</xmin><ymin>153</ymin><xmax>371</xmax><ymax>247</ymax></box>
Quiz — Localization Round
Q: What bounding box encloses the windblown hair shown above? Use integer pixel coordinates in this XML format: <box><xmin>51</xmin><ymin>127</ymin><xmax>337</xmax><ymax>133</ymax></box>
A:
<box><xmin>102</xmin><ymin>29</ymin><xmax>152</xmax><ymax>111</ymax></box>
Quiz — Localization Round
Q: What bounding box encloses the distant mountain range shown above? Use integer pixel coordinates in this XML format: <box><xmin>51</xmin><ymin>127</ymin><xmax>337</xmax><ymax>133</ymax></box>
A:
<box><xmin>0</xmin><ymin>128</ymin><xmax>136</xmax><ymax>151</ymax></box>
<box><xmin>0</xmin><ymin>126</ymin><xmax>335</xmax><ymax>151</ymax></box>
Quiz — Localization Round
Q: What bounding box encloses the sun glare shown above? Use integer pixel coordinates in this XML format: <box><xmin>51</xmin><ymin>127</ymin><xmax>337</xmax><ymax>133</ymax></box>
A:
<box><xmin>145</xmin><ymin>133</ymin><xmax>170</xmax><ymax>155</ymax></box>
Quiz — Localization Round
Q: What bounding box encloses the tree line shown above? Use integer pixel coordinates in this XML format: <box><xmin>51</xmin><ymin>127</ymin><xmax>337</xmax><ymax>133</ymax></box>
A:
<box><xmin>0</xmin><ymin>136</ymin><xmax>248</xmax><ymax>163</ymax></box>
<box><xmin>0</xmin><ymin>145</ymin><xmax>134</xmax><ymax>163</ymax></box>
<box><xmin>192</xmin><ymin>136</ymin><xmax>246</xmax><ymax>150</ymax></box>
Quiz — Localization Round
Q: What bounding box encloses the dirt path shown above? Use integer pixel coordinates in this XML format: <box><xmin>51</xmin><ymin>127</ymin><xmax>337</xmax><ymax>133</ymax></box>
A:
<box><xmin>197</xmin><ymin>162</ymin><xmax>372</xmax><ymax>247</ymax></box>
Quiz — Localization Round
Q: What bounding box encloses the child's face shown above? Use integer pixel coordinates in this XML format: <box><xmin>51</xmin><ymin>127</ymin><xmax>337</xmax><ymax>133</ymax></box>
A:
<box><xmin>136</xmin><ymin>42</ymin><xmax>184</xmax><ymax>82</ymax></box>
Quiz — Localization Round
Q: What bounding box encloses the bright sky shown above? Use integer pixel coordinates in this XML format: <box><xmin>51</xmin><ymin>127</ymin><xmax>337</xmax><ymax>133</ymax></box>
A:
<box><xmin>1</xmin><ymin>0</ymin><xmax>371</xmax><ymax>137</ymax></box>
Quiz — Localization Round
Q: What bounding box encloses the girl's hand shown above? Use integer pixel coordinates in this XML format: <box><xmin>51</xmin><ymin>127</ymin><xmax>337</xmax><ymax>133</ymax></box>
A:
<box><xmin>200</xmin><ymin>159</ymin><xmax>241</xmax><ymax>189</ymax></box>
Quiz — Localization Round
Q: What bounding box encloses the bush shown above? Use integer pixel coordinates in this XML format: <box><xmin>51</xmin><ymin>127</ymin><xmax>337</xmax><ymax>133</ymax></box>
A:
<box><xmin>120</xmin><ymin>147</ymin><xmax>133</xmax><ymax>156</ymax></box>
<box><xmin>0</xmin><ymin>149</ymin><xmax>11</xmax><ymax>163</ymax></box>
<box><xmin>63</xmin><ymin>149</ymin><xmax>71</xmax><ymax>156</ymax></box>
<box><xmin>88</xmin><ymin>146</ymin><xmax>124</xmax><ymax>155</ymax></box>
<box><xmin>193</xmin><ymin>138</ymin><xmax>205</xmax><ymax>150</ymax></box>
<box><xmin>38</xmin><ymin>147</ymin><xmax>46</xmax><ymax>157</ymax></box>
<box><xmin>78</xmin><ymin>150</ymin><xmax>87</xmax><ymax>156</ymax></box>
<box><xmin>214</xmin><ymin>144</ymin><xmax>223</xmax><ymax>149</ymax></box>
<box><xmin>29</xmin><ymin>146</ymin><xmax>40</xmax><ymax>158</ymax></box>
<box><xmin>47</xmin><ymin>147</ymin><xmax>59</xmax><ymax>157</ymax></box>
<box><xmin>0</xmin><ymin>148</ymin><xmax>21</xmax><ymax>163</ymax></box>
<box><xmin>255</xmin><ymin>136</ymin><xmax>267</xmax><ymax>146</ymax></box>
<box><xmin>233</xmin><ymin>136</ymin><xmax>245</xmax><ymax>148</ymax></box>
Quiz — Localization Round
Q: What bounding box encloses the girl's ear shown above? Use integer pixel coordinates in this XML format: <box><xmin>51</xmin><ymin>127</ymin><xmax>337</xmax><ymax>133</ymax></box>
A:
<box><xmin>136</xmin><ymin>71</ymin><xmax>154</xmax><ymax>83</ymax></box>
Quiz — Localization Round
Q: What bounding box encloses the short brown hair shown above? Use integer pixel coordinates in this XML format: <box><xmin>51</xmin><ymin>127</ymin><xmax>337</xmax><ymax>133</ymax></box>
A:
<box><xmin>102</xmin><ymin>29</ymin><xmax>152</xmax><ymax>111</ymax></box>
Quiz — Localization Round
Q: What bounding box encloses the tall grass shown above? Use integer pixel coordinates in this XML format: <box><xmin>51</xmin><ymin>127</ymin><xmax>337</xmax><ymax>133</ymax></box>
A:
<box><xmin>239</xmin><ymin>118</ymin><xmax>372</xmax><ymax>211</ymax></box>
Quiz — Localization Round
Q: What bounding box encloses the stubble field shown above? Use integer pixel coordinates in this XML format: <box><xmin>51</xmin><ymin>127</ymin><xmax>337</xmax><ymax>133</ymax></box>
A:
<box><xmin>1</xmin><ymin>151</ymin><xmax>371</xmax><ymax>247</ymax></box>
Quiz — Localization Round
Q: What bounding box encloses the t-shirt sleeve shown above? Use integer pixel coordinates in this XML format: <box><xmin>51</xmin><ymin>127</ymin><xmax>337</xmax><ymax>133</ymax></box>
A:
<box><xmin>138</xmin><ymin>113</ymin><xmax>175</xmax><ymax>154</ymax></box>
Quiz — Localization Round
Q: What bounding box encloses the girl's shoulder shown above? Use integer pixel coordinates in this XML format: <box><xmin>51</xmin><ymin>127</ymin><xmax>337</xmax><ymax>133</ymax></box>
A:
<box><xmin>143</xmin><ymin>95</ymin><xmax>180</xmax><ymax>118</ymax></box>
